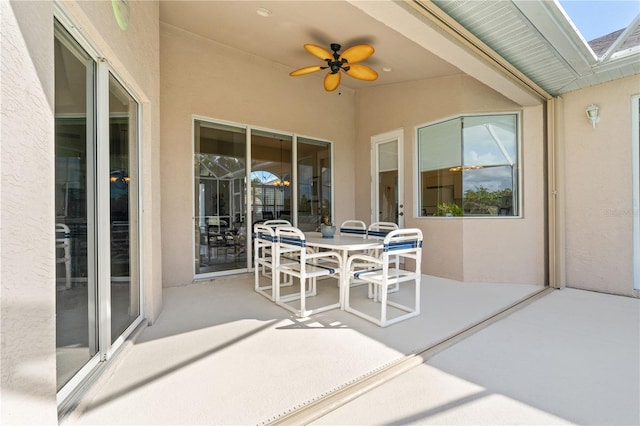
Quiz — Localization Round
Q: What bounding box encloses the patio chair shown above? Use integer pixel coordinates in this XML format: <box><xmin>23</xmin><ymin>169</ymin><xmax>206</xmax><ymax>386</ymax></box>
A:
<box><xmin>274</xmin><ymin>226</ymin><xmax>342</xmax><ymax>317</ymax></box>
<box><xmin>253</xmin><ymin>223</ymin><xmax>292</xmax><ymax>301</ymax></box>
<box><xmin>367</xmin><ymin>221</ymin><xmax>399</xmax><ymax>239</ymax></box>
<box><xmin>367</xmin><ymin>221</ymin><xmax>400</xmax><ymax>293</ymax></box>
<box><xmin>263</xmin><ymin>219</ymin><xmax>291</xmax><ymax>227</ymax></box>
<box><xmin>345</xmin><ymin>228</ymin><xmax>423</xmax><ymax>327</ymax></box>
<box><xmin>339</xmin><ymin>220</ymin><xmax>367</xmax><ymax>238</ymax></box>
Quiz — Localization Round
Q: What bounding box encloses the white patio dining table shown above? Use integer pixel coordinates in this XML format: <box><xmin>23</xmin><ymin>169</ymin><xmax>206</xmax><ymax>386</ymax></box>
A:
<box><xmin>304</xmin><ymin>232</ymin><xmax>383</xmax><ymax>309</ymax></box>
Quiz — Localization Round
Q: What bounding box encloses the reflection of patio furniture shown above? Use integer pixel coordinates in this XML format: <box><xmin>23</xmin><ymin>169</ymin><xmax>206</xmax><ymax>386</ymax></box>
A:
<box><xmin>262</xmin><ymin>211</ymin><xmax>274</xmax><ymax>220</ymax></box>
<box><xmin>56</xmin><ymin>223</ymin><xmax>72</xmax><ymax>290</ymax></box>
<box><xmin>207</xmin><ymin>216</ymin><xmax>229</xmax><ymax>231</ymax></box>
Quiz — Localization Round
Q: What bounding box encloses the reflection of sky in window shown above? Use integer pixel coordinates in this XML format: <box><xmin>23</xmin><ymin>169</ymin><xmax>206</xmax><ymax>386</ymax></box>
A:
<box><xmin>463</xmin><ymin>116</ymin><xmax>517</xmax><ymax>192</ymax></box>
<box><xmin>463</xmin><ymin>166</ymin><xmax>513</xmax><ymax>193</ymax></box>
<box><xmin>463</xmin><ymin>120</ymin><xmax>516</xmax><ymax>167</ymax></box>
<box><xmin>251</xmin><ymin>170</ymin><xmax>277</xmax><ymax>184</ymax></box>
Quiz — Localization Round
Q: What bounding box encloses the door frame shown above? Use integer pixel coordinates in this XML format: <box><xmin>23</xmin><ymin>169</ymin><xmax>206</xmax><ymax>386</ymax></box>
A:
<box><xmin>371</xmin><ymin>129</ymin><xmax>404</xmax><ymax>228</ymax></box>
<box><xmin>632</xmin><ymin>95</ymin><xmax>639</xmax><ymax>290</ymax></box>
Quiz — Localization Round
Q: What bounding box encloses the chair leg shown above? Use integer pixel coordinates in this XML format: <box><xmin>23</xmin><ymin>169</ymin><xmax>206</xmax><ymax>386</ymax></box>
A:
<box><xmin>65</xmin><ymin>257</ymin><xmax>71</xmax><ymax>289</ymax></box>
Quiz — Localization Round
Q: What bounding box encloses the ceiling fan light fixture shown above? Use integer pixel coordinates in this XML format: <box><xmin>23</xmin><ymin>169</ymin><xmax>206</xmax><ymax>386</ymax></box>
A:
<box><xmin>256</xmin><ymin>7</ymin><xmax>272</xmax><ymax>17</ymax></box>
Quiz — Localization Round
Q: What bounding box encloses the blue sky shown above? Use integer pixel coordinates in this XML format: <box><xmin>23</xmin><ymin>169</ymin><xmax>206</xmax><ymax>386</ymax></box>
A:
<box><xmin>559</xmin><ymin>0</ymin><xmax>640</xmax><ymax>41</ymax></box>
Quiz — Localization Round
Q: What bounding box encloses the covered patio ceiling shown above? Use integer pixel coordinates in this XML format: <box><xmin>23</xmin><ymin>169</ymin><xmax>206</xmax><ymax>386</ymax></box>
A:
<box><xmin>160</xmin><ymin>0</ymin><xmax>640</xmax><ymax>103</ymax></box>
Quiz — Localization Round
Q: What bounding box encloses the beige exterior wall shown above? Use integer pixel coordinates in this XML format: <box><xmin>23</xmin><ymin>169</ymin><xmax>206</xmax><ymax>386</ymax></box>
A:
<box><xmin>562</xmin><ymin>75</ymin><xmax>640</xmax><ymax>297</ymax></box>
<box><xmin>355</xmin><ymin>75</ymin><xmax>546</xmax><ymax>285</ymax></box>
<box><xmin>1</xmin><ymin>2</ymin><xmax>57</xmax><ymax>423</ymax></box>
<box><xmin>0</xmin><ymin>0</ymin><xmax>161</xmax><ymax>423</ymax></box>
<box><xmin>160</xmin><ymin>24</ymin><xmax>356</xmax><ymax>287</ymax></box>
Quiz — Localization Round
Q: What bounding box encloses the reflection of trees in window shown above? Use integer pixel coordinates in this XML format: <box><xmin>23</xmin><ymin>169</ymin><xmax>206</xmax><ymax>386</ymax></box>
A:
<box><xmin>418</xmin><ymin>114</ymin><xmax>518</xmax><ymax>217</ymax></box>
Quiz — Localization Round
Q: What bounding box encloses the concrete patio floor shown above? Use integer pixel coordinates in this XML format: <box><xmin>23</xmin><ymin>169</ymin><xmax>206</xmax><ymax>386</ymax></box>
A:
<box><xmin>62</xmin><ymin>274</ymin><xmax>639</xmax><ymax>425</ymax></box>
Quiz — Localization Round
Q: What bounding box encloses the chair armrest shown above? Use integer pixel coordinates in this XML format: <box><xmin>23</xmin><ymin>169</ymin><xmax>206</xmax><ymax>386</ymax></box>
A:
<box><xmin>306</xmin><ymin>251</ymin><xmax>343</xmax><ymax>264</ymax></box>
<box><xmin>346</xmin><ymin>254</ymin><xmax>382</xmax><ymax>271</ymax></box>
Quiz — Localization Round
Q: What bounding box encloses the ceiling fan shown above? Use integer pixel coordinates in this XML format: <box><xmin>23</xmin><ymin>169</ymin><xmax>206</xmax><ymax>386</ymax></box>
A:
<box><xmin>290</xmin><ymin>43</ymin><xmax>378</xmax><ymax>92</ymax></box>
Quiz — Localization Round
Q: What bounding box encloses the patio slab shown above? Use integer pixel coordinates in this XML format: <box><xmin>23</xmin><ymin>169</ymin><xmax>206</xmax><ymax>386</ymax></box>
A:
<box><xmin>62</xmin><ymin>274</ymin><xmax>543</xmax><ymax>425</ymax></box>
<box><xmin>313</xmin><ymin>288</ymin><xmax>640</xmax><ymax>425</ymax></box>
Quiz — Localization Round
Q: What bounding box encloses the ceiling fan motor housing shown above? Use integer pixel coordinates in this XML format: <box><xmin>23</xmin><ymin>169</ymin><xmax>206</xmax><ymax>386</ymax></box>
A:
<box><xmin>327</xmin><ymin>43</ymin><xmax>349</xmax><ymax>74</ymax></box>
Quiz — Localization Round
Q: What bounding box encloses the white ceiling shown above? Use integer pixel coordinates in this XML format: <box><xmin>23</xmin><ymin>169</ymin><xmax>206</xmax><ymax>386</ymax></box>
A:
<box><xmin>159</xmin><ymin>0</ymin><xmax>462</xmax><ymax>91</ymax></box>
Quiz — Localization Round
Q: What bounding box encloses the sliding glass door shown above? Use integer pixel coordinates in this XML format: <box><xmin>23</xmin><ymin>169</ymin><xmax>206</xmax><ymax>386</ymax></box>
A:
<box><xmin>55</xmin><ymin>21</ymin><xmax>98</xmax><ymax>390</ymax></box>
<box><xmin>55</xmin><ymin>19</ymin><xmax>142</xmax><ymax>397</ymax></box>
<box><xmin>194</xmin><ymin>120</ymin><xmax>247</xmax><ymax>275</ymax></box>
<box><xmin>108</xmin><ymin>74</ymin><xmax>140</xmax><ymax>342</ymax></box>
<box><xmin>193</xmin><ymin>119</ymin><xmax>333</xmax><ymax>278</ymax></box>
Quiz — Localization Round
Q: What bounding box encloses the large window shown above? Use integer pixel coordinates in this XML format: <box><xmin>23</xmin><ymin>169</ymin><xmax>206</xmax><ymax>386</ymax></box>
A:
<box><xmin>418</xmin><ymin>114</ymin><xmax>519</xmax><ymax>217</ymax></box>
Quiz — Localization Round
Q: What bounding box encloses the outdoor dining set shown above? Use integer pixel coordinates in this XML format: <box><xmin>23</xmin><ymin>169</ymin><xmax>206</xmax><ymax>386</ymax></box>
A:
<box><xmin>253</xmin><ymin>220</ymin><xmax>424</xmax><ymax>327</ymax></box>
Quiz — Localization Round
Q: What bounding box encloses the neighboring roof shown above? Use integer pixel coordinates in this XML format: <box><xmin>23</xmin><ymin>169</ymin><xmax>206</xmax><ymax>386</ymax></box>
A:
<box><xmin>430</xmin><ymin>0</ymin><xmax>640</xmax><ymax>96</ymax></box>
<box><xmin>589</xmin><ymin>24</ymin><xmax>640</xmax><ymax>58</ymax></box>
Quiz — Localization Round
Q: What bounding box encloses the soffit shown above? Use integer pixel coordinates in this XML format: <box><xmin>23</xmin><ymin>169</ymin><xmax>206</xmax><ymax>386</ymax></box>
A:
<box><xmin>430</xmin><ymin>0</ymin><xmax>640</xmax><ymax>96</ymax></box>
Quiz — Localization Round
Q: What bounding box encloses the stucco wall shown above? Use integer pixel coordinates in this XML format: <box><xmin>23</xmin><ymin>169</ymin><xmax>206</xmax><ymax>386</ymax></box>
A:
<box><xmin>160</xmin><ymin>24</ymin><xmax>356</xmax><ymax>287</ymax></box>
<box><xmin>1</xmin><ymin>0</ymin><xmax>161</xmax><ymax>423</ymax></box>
<box><xmin>562</xmin><ymin>75</ymin><xmax>640</xmax><ymax>297</ymax></box>
<box><xmin>355</xmin><ymin>75</ymin><xmax>546</xmax><ymax>285</ymax></box>
<box><xmin>1</xmin><ymin>2</ymin><xmax>57</xmax><ymax>423</ymax></box>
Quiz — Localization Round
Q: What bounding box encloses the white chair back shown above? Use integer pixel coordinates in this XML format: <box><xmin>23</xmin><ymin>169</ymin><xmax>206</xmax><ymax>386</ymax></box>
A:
<box><xmin>367</xmin><ymin>221</ymin><xmax>399</xmax><ymax>240</ymax></box>
<box><xmin>340</xmin><ymin>220</ymin><xmax>367</xmax><ymax>238</ymax></box>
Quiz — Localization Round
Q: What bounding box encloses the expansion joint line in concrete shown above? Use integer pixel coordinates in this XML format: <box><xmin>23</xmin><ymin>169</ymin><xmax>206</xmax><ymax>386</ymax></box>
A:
<box><xmin>264</xmin><ymin>287</ymin><xmax>555</xmax><ymax>426</ymax></box>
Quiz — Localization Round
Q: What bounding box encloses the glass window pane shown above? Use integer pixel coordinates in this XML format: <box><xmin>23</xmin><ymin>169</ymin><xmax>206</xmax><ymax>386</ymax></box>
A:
<box><xmin>108</xmin><ymin>73</ymin><xmax>140</xmax><ymax>342</ymax></box>
<box><xmin>195</xmin><ymin>120</ymin><xmax>247</xmax><ymax>274</ymax></box>
<box><xmin>297</xmin><ymin>137</ymin><xmax>331</xmax><ymax>231</ymax></box>
<box><xmin>55</xmin><ymin>20</ymin><xmax>98</xmax><ymax>390</ymax></box>
<box><xmin>251</xmin><ymin>130</ymin><xmax>292</xmax><ymax>226</ymax></box>
<box><xmin>418</xmin><ymin>118</ymin><xmax>461</xmax><ymax>172</ymax></box>
<box><xmin>418</xmin><ymin>114</ymin><xmax>518</xmax><ymax>217</ymax></box>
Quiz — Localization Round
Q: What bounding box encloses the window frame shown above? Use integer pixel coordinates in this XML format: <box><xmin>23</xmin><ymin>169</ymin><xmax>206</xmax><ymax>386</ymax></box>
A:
<box><xmin>414</xmin><ymin>111</ymin><xmax>522</xmax><ymax>219</ymax></box>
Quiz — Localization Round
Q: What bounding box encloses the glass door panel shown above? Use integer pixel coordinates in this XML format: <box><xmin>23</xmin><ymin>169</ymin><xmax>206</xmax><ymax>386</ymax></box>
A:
<box><xmin>250</xmin><ymin>131</ymin><xmax>293</xmax><ymax>226</ymax></box>
<box><xmin>297</xmin><ymin>138</ymin><xmax>332</xmax><ymax>231</ymax></box>
<box><xmin>54</xmin><ymin>22</ymin><xmax>98</xmax><ymax>390</ymax></box>
<box><xmin>108</xmin><ymin>74</ymin><xmax>140</xmax><ymax>342</ymax></box>
<box><xmin>373</xmin><ymin>132</ymin><xmax>404</xmax><ymax>228</ymax></box>
<box><xmin>194</xmin><ymin>120</ymin><xmax>247</xmax><ymax>275</ymax></box>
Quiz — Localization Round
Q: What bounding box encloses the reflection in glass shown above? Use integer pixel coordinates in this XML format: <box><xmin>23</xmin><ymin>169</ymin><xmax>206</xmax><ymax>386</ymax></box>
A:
<box><xmin>251</xmin><ymin>131</ymin><xmax>292</xmax><ymax>227</ymax></box>
<box><xmin>108</xmin><ymin>74</ymin><xmax>140</xmax><ymax>342</ymax></box>
<box><xmin>377</xmin><ymin>140</ymin><xmax>398</xmax><ymax>224</ymax></box>
<box><xmin>194</xmin><ymin>120</ymin><xmax>247</xmax><ymax>274</ymax></box>
<box><xmin>418</xmin><ymin>114</ymin><xmax>518</xmax><ymax>216</ymax></box>
<box><xmin>297</xmin><ymin>138</ymin><xmax>332</xmax><ymax>231</ymax></box>
<box><xmin>54</xmin><ymin>21</ymin><xmax>98</xmax><ymax>390</ymax></box>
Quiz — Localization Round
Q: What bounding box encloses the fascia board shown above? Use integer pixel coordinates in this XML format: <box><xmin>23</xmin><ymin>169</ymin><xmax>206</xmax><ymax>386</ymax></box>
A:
<box><xmin>347</xmin><ymin>0</ymin><xmax>546</xmax><ymax>106</ymax></box>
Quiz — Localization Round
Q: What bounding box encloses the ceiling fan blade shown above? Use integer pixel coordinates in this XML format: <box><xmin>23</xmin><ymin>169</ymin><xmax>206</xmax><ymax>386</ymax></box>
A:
<box><xmin>344</xmin><ymin>63</ymin><xmax>379</xmax><ymax>81</ymax></box>
<box><xmin>324</xmin><ymin>72</ymin><xmax>341</xmax><ymax>92</ymax></box>
<box><xmin>339</xmin><ymin>44</ymin><xmax>374</xmax><ymax>63</ymax></box>
<box><xmin>289</xmin><ymin>65</ymin><xmax>325</xmax><ymax>76</ymax></box>
<box><xmin>304</xmin><ymin>44</ymin><xmax>333</xmax><ymax>60</ymax></box>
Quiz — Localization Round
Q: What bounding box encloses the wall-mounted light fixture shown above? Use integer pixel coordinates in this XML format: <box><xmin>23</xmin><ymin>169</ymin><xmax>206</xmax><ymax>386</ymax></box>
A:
<box><xmin>586</xmin><ymin>104</ymin><xmax>600</xmax><ymax>128</ymax></box>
